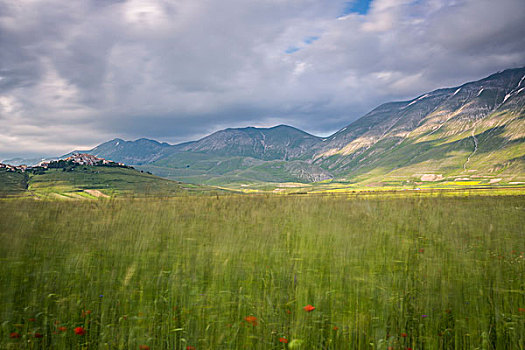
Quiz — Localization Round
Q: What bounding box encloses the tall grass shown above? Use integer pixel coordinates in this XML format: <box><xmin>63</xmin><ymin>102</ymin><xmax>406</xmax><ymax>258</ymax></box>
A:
<box><xmin>0</xmin><ymin>195</ymin><xmax>524</xmax><ymax>349</ymax></box>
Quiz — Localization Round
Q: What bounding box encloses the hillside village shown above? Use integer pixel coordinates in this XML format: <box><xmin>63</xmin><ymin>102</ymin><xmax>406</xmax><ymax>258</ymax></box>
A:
<box><xmin>0</xmin><ymin>153</ymin><xmax>128</xmax><ymax>173</ymax></box>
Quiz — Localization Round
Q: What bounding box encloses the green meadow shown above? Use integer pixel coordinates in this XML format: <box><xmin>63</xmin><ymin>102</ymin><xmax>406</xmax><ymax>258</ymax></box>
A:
<box><xmin>0</xmin><ymin>195</ymin><xmax>524</xmax><ymax>349</ymax></box>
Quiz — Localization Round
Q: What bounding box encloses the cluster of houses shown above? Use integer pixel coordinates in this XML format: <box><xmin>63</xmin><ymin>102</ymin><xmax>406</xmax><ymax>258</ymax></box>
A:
<box><xmin>0</xmin><ymin>163</ymin><xmax>28</xmax><ymax>172</ymax></box>
<box><xmin>37</xmin><ymin>153</ymin><xmax>125</xmax><ymax>168</ymax></box>
<box><xmin>1</xmin><ymin>153</ymin><xmax>126</xmax><ymax>172</ymax></box>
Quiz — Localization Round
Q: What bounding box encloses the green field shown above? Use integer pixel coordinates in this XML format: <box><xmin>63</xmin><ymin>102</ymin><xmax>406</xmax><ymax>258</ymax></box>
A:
<box><xmin>1</xmin><ymin>195</ymin><xmax>524</xmax><ymax>349</ymax></box>
<box><xmin>0</xmin><ymin>170</ymin><xmax>28</xmax><ymax>196</ymax></box>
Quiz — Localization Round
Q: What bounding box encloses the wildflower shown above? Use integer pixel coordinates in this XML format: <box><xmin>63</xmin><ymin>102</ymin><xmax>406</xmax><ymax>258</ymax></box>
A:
<box><xmin>519</xmin><ymin>308</ymin><xmax>525</xmax><ymax>313</ymax></box>
<box><xmin>244</xmin><ymin>316</ymin><xmax>258</xmax><ymax>326</ymax></box>
<box><xmin>10</xmin><ymin>332</ymin><xmax>21</xmax><ymax>339</ymax></box>
<box><xmin>419</xmin><ymin>248</ymin><xmax>424</xmax><ymax>253</ymax></box>
<box><xmin>58</xmin><ymin>326</ymin><xmax>67</xmax><ymax>332</ymax></box>
<box><xmin>74</xmin><ymin>327</ymin><xmax>86</xmax><ymax>336</ymax></box>
<box><xmin>333</xmin><ymin>326</ymin><xmax>339</xmax><ymax>331</ymax></box>
<box><xmin>303</xmin><ymin>304</ymin><xmax>315</xmax><ymax>312</ymax></box>
<box><xmin>186</xmin><ymin>346</ymin><xmax>196</xmax><ymax>350</ymax></box>
<box><xmin>401</xmin><ymin>332</ymin><xmax>407</xmax><ymax>337</ymax></box>
<box><xmin>421</xmin><ymin>314</ymin><xmax>428</xmax><ymax>318</ymax></box>
<box><xmin>81</xmin><ymin>310</ymin><xmax>92</xmax><ymax>317</ymax></box>
<box><xmin>34</xmin><ymin>333</ymin><xmax>43</xmax><ymax>338</ymax></box>
<box><xmin>279</xmin><ymin>337</ymin><xmax>289</xmax><ymax>343</ymax></box>
<box><xmin>286</xmin><ymin>309</ymin><xmax>292</xmax><ymax>314</ymax></box>
<box><xmin>28</xmin><ymin>318</ymin><xmax>36</xmax><ymax>322</ymax></box>
<box><xmin>139</xmin><ymin>345</ymin><xmax>150</xmax><ymax>350</ymax></box>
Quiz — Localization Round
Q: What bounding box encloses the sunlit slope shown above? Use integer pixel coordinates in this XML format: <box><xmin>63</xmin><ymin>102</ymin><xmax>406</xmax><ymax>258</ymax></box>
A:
<box><xmin>314</xmin><ymin>68</ymin><xmax>525</xmax><ymax>183</ymax></box>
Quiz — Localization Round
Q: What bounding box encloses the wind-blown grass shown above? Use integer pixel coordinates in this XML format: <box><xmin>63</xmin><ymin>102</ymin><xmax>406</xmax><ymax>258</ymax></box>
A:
<box><xmin>0</xmin><ymin>195</ymin><xmax>524</xmax><ymax>349</ymax></box>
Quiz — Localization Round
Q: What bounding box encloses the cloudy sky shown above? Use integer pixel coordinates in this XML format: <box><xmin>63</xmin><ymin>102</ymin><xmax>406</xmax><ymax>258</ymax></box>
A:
<box><xmin>1</xmin><ymin>0</ymin><xmax>524</xmax><ymax>158</ymax></box>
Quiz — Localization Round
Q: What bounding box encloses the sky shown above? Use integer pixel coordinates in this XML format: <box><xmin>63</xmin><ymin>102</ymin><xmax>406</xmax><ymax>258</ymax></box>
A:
<box><xmin>1</xmin><ymin>0</ymin><xmax>525</xmax><ymax>159</ymax></box>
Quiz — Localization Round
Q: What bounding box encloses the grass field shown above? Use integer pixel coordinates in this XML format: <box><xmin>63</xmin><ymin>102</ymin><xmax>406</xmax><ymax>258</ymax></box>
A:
<box><xmin>1</xmin><ymin>195</ymin><xmax>524</xmax><ymax>349</ymax></box>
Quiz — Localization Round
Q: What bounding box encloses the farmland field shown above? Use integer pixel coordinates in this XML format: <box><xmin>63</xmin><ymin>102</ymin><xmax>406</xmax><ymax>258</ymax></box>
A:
<box><xmin>0</xmin><ymin>195</ymin><xmax>524</xmax><ymax>349</ymax></box>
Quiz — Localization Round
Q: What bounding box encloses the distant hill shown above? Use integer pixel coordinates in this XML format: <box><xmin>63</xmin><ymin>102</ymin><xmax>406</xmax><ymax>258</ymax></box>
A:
<box><xmin>0</xmin><ymin>165</ymin><xmax>222</xmax><ymax>198</ymax></box>
<box><xmin>175</xmin><ymin>125</ymin><xmax>321</xmax><ymax>160</ymax></box>
<box><xmin>27</xmin><ymin>67</ymin><xmax>525</xmax><ymax>186</ymax></box>
<box><xmin>71</xmin><ymin>125</ymin><xmax>332</xmax><ymax>184</ymax></box>
<box><xmin>64</xmin><ymin>138</ymin><xmax>175</xmax><ymax>165</ymax></box>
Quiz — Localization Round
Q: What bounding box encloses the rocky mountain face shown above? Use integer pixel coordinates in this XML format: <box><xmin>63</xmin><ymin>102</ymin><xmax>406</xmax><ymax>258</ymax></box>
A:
<box><xmin>61</xmin><ymin>67</ymin><xmax>525</xmax><ymax>185</ymax></box>
<box><xmin>175</xmin><ymin>125</ymin><xmax>321</xmax><ymax>160</ymax></box>
<box><xmin>312</xmin><ymin>67</ymin><xmax>525</xmax><ymax>182</ymax></box>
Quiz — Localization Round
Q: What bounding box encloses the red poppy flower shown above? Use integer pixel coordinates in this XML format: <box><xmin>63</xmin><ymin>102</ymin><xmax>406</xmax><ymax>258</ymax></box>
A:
<box><xmin>279</xmin><ymin>337</ymin><xmax>289</xmax><ymax>343</ymax></box>
<box><xmin>10</xmin><ymin>332</ymin><xmax>21</xmax><ymax>339</ymax></box>
<box><xmin>139</xmin><ymin>345</ymin><xmax>150</xmax><ymax>350</ymax></box>
<box><xmin>286</xmin><ymin>309</ymin><xmax>291</xmax><ymax>314</ymax></box>
<box><xmin>419</xmin><ymin>248</ymin><xmax>424</xmax><ymax>253</ymax></box>
<box><xmin>519</xmin><ymin>308</ymin><xmax>525</xmax><ymax>313</ymax></box>
<box><xmin>401</xmin><ymin>332</ymin><xmax>407</xmax><ymax>337</ymax></box>
<box><xmin>34</xmin><ymin>333</ymin><xmax>43</xmax><ymax>338</ymax></box>
<box><xmin>186</xmin><ymin>346</ymin><xmax>196</xmax><ymax>350</ymax></box>
<box><xmin>74</xmin><ymin>327</ymin><xmax>86</xmax><ymax>336</ymax></box>
<box><xmin>244</xmin><ymin>316</ymin><xmax>258</xmax><ymax>326</ymax></box>
<box><xmin>58</xmin><ymin>326</ymin><xmax>67</xmax><ymax>332</ymax></box>
<box><xmin>333</xmin><ymin>326</ymin><xmax>339</xmax><ymax>331</ymax></box>
<box><xmin>28</xmin><ymin>318</ymin><xmax>36</xmax><ymax>322</ymax></box>
<box><xmin>303</xmin><ymin>304</ymin><xmax>315</xmax><ymax>312</ymax></box>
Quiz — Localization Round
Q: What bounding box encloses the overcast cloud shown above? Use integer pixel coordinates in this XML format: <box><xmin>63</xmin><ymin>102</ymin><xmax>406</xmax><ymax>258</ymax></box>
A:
<box><xmin>1</xmin><ymin>0</ymin><xmax>524</xmax><ymax>158</ymax></box>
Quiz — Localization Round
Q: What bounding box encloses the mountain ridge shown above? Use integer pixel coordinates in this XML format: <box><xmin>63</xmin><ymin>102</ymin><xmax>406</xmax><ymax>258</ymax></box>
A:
<box><xmin>5</xmin><ymin>67</ymin><xmax>525</xmax><ymax>185</ymax></box>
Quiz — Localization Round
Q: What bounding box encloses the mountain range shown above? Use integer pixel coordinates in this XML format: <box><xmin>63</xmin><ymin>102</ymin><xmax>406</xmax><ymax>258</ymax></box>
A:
<box><xmin>6</xmin><ymin>67</ymin><xmax>525</xmax><ymax>186</ymax></box>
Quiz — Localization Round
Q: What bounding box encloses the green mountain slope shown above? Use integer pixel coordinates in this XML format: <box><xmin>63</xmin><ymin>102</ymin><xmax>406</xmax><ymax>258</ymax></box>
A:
<box><xmin>1</xmin><ymin>166</ymin><xmax>221</xmax><ymax>198</ymax></box>
<box><xmin>138</xmin><ymin>156</ymin><xmax>332</xmax><ymax>185</ymax></box>
<box><xmin>0</xmin><ymin>169</ymin><xmax>28</xmax><ymax>196</ymax></box>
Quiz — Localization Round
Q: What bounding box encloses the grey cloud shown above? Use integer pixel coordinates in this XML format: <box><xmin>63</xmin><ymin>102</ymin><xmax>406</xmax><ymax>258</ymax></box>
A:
<box><xmin>0</xmin><ymin>0</ymin><xmax>524</xmax><ymax>158</ymax></box>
